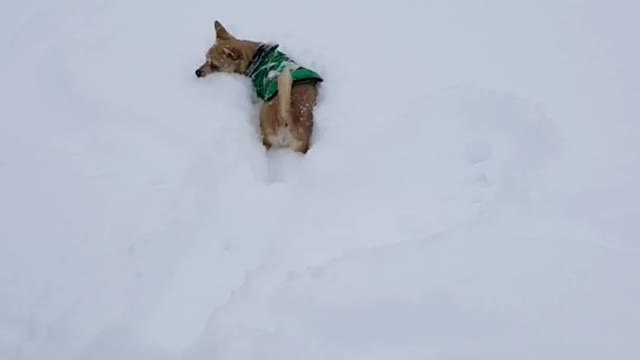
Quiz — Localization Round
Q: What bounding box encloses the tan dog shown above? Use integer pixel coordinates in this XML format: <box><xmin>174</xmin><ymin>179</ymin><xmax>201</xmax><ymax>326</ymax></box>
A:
<box><xmin>195</xmin><ymin>21</ymin><xmax>323</xmax><ymax>154</ymax></box>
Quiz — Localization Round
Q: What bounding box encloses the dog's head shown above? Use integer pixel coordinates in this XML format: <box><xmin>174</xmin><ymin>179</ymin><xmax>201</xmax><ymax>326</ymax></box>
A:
<box><xmin>195</xmin><ymin>21</ymin><xmax>254</xmax><ymax>78</ymax></box>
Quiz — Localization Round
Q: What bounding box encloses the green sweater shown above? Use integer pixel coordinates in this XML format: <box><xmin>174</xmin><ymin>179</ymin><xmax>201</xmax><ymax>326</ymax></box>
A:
<box><xmin>244</xmin><ymin>43</ymin><xmax>323</xmax><ymax>102</ymax></box>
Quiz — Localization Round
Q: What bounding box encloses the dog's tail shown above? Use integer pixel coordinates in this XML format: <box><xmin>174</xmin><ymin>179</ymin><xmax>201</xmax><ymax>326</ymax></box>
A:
<box><xmin>276</xmin><ymin>68</ymin><xmax>293</xmax><ymax>129</ymax></box>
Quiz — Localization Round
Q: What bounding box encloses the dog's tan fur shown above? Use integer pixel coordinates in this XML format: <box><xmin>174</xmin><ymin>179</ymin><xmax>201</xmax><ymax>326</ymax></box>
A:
<box><xmin>195</xmin><ymin>21</ymin><xmax>319</xmax><ymax>154</ymax></box>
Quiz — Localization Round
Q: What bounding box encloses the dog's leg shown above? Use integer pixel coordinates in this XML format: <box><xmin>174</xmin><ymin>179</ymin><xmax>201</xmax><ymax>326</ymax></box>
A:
<box><xmin>262</xmin><ymin>136</ymin><xmax>272</xmax><ymax>150</ymax></box>
<box><xmin>289</xmin><ymin>83</ymin><xmax>317</xmax><ymax>154</ymax></box>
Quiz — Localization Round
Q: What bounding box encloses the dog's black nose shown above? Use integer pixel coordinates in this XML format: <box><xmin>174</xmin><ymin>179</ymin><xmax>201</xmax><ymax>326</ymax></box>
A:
<box><xmin>195</xmin><ymin>69</ymin><xmax>203</xmax><ymax>77</ymax></box>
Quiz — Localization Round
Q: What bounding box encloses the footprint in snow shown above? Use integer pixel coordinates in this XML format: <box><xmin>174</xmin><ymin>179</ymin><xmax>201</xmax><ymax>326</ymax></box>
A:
<box><xmin>463</xmin><ymin>139</ymin><xmax>496</xmax><ymax>208</ymax></box>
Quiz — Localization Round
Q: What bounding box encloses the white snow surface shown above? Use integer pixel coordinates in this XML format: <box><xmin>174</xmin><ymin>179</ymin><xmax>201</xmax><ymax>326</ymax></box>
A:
<box><xmin>1</xmin><ymin>0</ymin><xmax>639</xmax><ymax>359</ymax></box>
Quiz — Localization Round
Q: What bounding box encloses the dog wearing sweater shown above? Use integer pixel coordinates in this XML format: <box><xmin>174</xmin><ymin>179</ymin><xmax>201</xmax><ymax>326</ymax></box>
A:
<box><xmin>195</xmin><ymin>21</ymin><xmax>323</xmax><ymax>154</ymax></box>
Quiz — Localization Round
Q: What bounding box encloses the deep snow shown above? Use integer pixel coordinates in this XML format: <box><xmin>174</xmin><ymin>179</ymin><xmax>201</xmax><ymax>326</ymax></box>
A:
<box><xmin>1</xmin><ymin>0</ymin><xmax>639</xmax><ymax>359</ymax></box>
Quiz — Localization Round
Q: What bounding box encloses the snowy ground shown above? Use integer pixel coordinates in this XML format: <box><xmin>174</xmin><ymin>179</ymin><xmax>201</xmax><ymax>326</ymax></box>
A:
<box><xmin>1</xmin><ymin>0</ymin><xmax>639</xmax><ymax>359</ymax></box>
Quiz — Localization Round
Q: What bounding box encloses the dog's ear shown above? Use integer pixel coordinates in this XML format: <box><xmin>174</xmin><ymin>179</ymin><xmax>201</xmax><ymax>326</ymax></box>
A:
<box><xmin>222</xmin><ymin>46</ymin><xmax>241</xmax><ymax>61</ymax></box>
<box><xmin>214</xmin><ymin>20</ymin><xmax>235</xmax><ymax>40</ymax></box>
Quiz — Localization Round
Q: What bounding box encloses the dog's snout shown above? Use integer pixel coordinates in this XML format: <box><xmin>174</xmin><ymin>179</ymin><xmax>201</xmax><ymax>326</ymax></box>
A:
<box><xmin>195</xmin><ymin>69</ymin><xmax>204</xmax><ymax>77</ymax></box>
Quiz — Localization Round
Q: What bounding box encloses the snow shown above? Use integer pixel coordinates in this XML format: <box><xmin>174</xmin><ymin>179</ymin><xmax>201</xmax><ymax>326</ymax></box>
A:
<box><xmin>1</xmin><ymin>0</ymin><xmax>639</xmax><ymax>359</ymax></box>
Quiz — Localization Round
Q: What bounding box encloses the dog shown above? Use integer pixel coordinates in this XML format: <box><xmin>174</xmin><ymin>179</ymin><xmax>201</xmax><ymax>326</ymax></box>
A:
<box><xmin>195</xmin><ymin>21</ymin><xmax>323</xmax><ymax>154</ymax></box>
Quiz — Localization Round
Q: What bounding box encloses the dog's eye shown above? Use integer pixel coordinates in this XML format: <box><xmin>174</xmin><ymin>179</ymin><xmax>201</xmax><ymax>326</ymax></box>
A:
<box><xmin>207</xmin><ymin>58</ymin><xmax>220</xmax><ymax>68</ymax></box>
<box><xmin>209</xmin><ymin>62</ymin><xmax>220</xmax><ymax>71</ymax></box>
